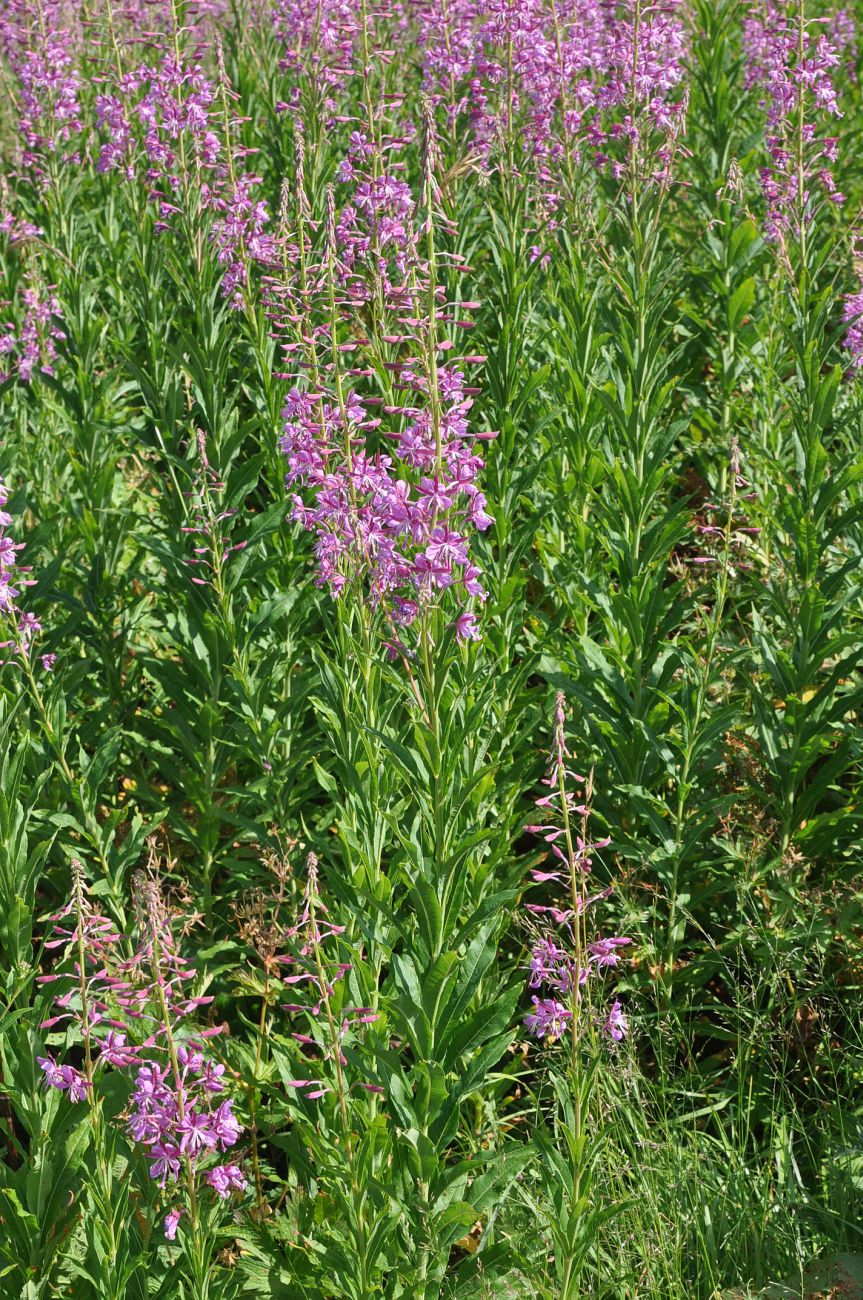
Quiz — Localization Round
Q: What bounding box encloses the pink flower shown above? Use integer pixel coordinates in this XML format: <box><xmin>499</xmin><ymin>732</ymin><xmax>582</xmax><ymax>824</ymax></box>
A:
<box><xmin>454</xmin><ymin>610</ymin><xmax>481</xmax><ymax>642</ymax></box>
<box><xmin>524</xmin><ymin>997</ymin><xmax>572</xmax><ymax>1042</ymax></box>
<box><xmin>164</xmin><ymin>1207</ymin><xmax>182</xmax><ymax>1240</ymax></box>
<box><xmin>96</xmin><ymin>1031</ymin><xmax>139</xmax><ymax>1068</ymax></box>
<box><xmin>602</xmin><ymin>1000</ymin><xmax>628</xmax><ymax>1042</ymax></box>
<box><xmin>206</xmin><ymin>1164</ymin><xmax>248</xmax><ymax>1199</ymax></box>
<box><xmin>177</xmin><ymin>1108</ymin><xmax>218</xmax><ymax>1155</ymax></box>
<box><xmin>37</xmin><ymin>1055</ymin><xmax>90</xmax><ymax>1101</ymax></box>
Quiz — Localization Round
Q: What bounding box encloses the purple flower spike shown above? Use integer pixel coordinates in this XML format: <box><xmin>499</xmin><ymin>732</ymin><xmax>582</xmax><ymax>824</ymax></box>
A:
<box><xmin>35</xmin><ymin>860</ymin><xmax>247</xmax><ymax>1210</ymax></box>
<box><xmin>522</xmin><ymin>694</ymin><xmax>631</xmax><ymax>1052</ymax></box>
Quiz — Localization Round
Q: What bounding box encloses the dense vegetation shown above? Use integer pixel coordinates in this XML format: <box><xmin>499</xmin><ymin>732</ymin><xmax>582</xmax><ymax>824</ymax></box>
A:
<box><xmin>0</xmin><ymin>0</ymin><xmax>862</xmax><ymax>1295</ymax></box>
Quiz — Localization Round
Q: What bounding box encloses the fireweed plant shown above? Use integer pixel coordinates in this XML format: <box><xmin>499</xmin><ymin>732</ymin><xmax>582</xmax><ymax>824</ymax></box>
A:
<box><xmin>1</xmin><ymin>0</ymin><xmax>863</xmax><ymax>1296</ymax></box>
<box><xmin>521</xmin><ymin>694</ymin><xmax>631</xmax><ymax>1297</ymax></box>
<box><xmin>35</xmin><ymin>857</ymin><xmax>247</xmax><ymax>1297</ymax></box>
<box><xmin>741</xmin><ymin>0</ymin><xmax>863</xmax><ymax>867</ymax></box>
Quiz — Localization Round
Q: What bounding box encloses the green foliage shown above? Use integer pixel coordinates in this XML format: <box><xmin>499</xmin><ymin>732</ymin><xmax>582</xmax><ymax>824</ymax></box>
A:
<box><xmin>0</xmin><ymin>0</ymin><xmax>862</xmax><ymax>1296</ymax></box>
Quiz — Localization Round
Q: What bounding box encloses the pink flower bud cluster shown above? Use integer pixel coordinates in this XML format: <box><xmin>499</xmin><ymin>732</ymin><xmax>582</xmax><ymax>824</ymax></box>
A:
<box><xmin>689</xmin><ymin>439</ymin><xmax>761</xmax><ymax>571</ymax></box>
<box><xmin>523</xmin><ymin>693</ymin><xmax>631</xmax><ymax>1046</ymax></box>
<box><xmin>181</xmin><ymin>431</ymin><xmax>248</xmax><ymax>586</ymax></box>
<box><xmin>280</xmin><ymin>855</ymin><xmax>383</xmax><ymax>1101</ymax></box>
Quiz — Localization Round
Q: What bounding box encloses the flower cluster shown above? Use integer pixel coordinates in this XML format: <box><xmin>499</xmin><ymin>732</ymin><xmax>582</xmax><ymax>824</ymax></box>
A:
<box><xmin>0</xmin><ymin>476</ymin><xmax>50</xmax><ymax>667</ymax></box>
<box><xmin>0</xmin><ymin>478</ymin><xmax>27</xmax><ymax>632</ymax></box>
<box><xmin>0</xmin><ymin>210</ymin><xmax>41</xmax><ymax>244</ymax></box>
<box><xmin>36</xmin><ymin>859</ymin><xmax>247</xmax><ymax>1238</ymax></box>
<box><xmin>96</xmin><ymin>55</ymin><xmax>220</xmax><ymax>184</ymax></box>
<box><xmin>272</xmin><ymin>0</ymin><xmax>370</xmax><ymax>106</ymax></box>
<box><xmin>523</xmin><ymin>694</ymin><xmax>630</xmax><ymax>1046</ymax></box>
<box><xmin>842</xmin><ymin>281</ymin><xmax>863</xmax><ymax>369</ymax></box>
<box><xmin>1</xmin><ymin>283</ymin><xmax>65</xmax><ymax>384</ymax></box>
<box><xmin>37</xmin><ymin>1052</ymin><xmax>91</xmax><ymax>1100</ymax></box>
<box><xmin>13</xmin><ymin>15</ymin><xmax>84</xmax><ymax>169</ymax></box>
<box><xmin>93</xmin><ymin>38</ymin><xmax>276</xmax><ymax>305</ymax></box>
<box><xmin>128</xmin><ymin>1052</ymin><xmax>242</xmax><ymax>1187</ymax></box>
<box><xmin>211</xmin><ymin>172</ymin><xmax>278</xmax><ymax>306</ymax></box>
<box><xmin>276</xmin><ymin>118</ymin><xmax>492</xmax><ymax>643</ymax></box>
<box><xmin>418</xmin><ymin>0</ymin><xmax>687</xmax><ymax>208</ymax></box>
<box><xmin>744</xmin><ymin>1</ymin><xmax>848</xmax><ymax>241</ymax></box>
<box><xmin>591</xmin><ymin>0</ymin><xmax>688</xmax><ymax>184</ymax></box>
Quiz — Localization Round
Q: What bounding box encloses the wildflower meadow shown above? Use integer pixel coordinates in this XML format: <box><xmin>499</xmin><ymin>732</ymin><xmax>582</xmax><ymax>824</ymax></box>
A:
<box><xmin>1</xmin><ymin>0</ymin><xmax>862</xmax><ymax>1294</ymax></box>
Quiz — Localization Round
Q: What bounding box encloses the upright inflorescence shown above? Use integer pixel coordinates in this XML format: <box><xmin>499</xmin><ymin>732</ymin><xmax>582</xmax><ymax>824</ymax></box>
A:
<box><xmin>181</xmin><ymin>430</ymin><xmax>247</xmax><ymax>587</ymax></box>
<box><xmin>0</xmin><ymin>280</ymin><xmax>65</xmax><ymax>383</ymax></box>
<box><xmin>275</xmin><ymin>111</ymin><xmax>493</xmax><ymax>646</ymax></box>
<box><xmin>523</xmin><ymin>694</ymin><xmax>631</xmax><ymax>1048</ymax></box>
<box><xmin>272</xmin><ymin>0</ymin><xmax>365</xmax><ymax>85</ymax></box>
<box><xmin>210</xmin><ymin>171</ymin><xmax>278</xmax><ymax>306</ymax></box>
<box><xmin>690</xmin><ymin>438</ymin><xmax>761</xmax><ymax>574</ymax></box>
<box><xmin>36</xmin><ymin>859</ymin><xmax>247</xmax><ymax>1238</ymax></box>
<box><xmin>744</xmin><ymin>0</ymin><xmax>846</xmax><ymax>243</ymax></box>
<box><xmin>0</xmin><ymin>476</ymin><xmax>51</xmax><ymax>667</ymax></box>
<box><xmin>3</xmin><ymin>0</ymin><xmax>85</xmax><ymax>173</ymax></box>
<box><xmin>280</xmin><ymin>854</ymin><xmax>381</xmax><ymax>1102</ymax></box>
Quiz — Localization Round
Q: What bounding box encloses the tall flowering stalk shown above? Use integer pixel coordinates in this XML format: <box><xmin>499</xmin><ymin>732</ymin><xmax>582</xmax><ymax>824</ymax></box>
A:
<box><xmin>92</xmin><ymin>4</ymin><xmax>276</xmax><ymax>306</ymax></box>
<box><xmin>278</xmin><ymin>106</ymin><xmax>491</xmax><ymax>649</ymax></box>
<box><xmin>523</xmin><ymin>693</ymin><xmax>630</xmax><ymax>1063</ymax></box>
<box><xmin>744</xmin><ymin>0</ymin><xmax>846</xmax><ymax>251</ymax></box>
<box><xmin>280</xmin><ymin>853</ymin><xmax>383</xmax><ymax>1295</ymax></box>
<box><xmin>233</xmin><ymin>849</ymin><xmax>389</xmax><ymax>1292</ymax></box>
<box><xmin>0</xmin><ymin>479</ymin><xmax>139</xmax><ymax>918</ymax></box>
<box><xmin>563</xmin><ymin>0</ymin><xmax>692</xmax><ymax>917</ymax></box>
<box><xmin>4</xmin><ymin>0</ymin><xmax>85</xmax><ymax>175</ymax></box>
<box><xmin>741</xmin><ymin>0</ymin><xmax>861</xmax><ymax>861</ymax></box>
<box><xmin>662</xmin><ymin>439</ymin><xmax>762</xmax><ymax>998</ymax></box>
<box><xmin>36</xmin><ymin>856</ymin><xmax>247</xmax><ymax>1292</ymax></box>
<box><xmin>523</xmin><ymin>694</ymin><xmax>630</xmax><ymax>1297</ymax></box>
<box><xmin>281</xmin><ymin>854</ymin><xmax>381</xmax><ymax>1102</ymax></box>
<box><xmin>269</xmin><ymin>95</ymin><xmax>525</xmax><ymax>1294</ymax></box>
<box><xmin>34</xmin><ymin>859</ymin><xmax>129</xmax><ymax>1298</ymax></box>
